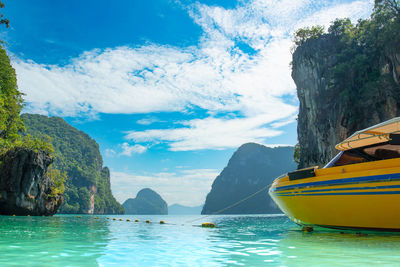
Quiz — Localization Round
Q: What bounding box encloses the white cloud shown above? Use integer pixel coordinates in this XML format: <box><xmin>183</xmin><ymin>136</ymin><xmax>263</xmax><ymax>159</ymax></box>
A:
<box><xmin>270</xmin><ymin>115</ymin><xmax>297</xmax><ymax>128</ymax></box>
<box><xmin>110</xmin><ymin>169</ymin><xmax>220</xmax><ymax>206</ymax></box>
<box><xmin>120</xmin><ymin>143</ymin><xmax>147</xmax><ymax>156</ymax></box>
<box><xmin>125</xmin><ymin>114</ymin><xmax>292</xmax><ymax>151</ymax></box>
<box><xmin>105</xmin><ymin>148</ymin><xmax>116</xmax><ymax>157</ymax></box>
<box><xmin>12</xmin><ymin>0</ymin><xmax>374</xmax><ymax>150</ymax></box>
<box><xmin>294</xmin><ymin>1</ymin><xmax>374</xmax><ymax>30</ymax></box>
<box><xmin>136</xmin><ymin>116</ymin><xmax>164</xmax><ymax>125</ymax></box>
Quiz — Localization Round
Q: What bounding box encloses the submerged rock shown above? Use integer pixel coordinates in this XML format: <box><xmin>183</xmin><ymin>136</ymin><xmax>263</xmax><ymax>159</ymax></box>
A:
<box><xmin>123</xmin><ymin>188</ymin><xmax>168</xmax><ymax>215</ymax></box>
<box><xmin>0</xmin><ymin>148</ymin><xmax>62</xmax><ymax>216</ymax></box>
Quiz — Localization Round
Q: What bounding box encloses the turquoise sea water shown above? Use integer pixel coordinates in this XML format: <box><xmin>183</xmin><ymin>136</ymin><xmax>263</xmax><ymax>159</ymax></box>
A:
<box><xmin>1</xmin><ymin>214</ymin><xmax>400</xmax><ymax>266</ymax></box>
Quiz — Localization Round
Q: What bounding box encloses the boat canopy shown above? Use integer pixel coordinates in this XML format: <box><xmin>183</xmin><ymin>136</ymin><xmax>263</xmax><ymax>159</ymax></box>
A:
<box><xmin>336</xmin><ymin>117</ymin><xmax>400</xmax><ymax>151</ymax></box>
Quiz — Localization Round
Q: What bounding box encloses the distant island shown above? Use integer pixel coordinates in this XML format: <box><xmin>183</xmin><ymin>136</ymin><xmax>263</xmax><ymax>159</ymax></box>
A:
<box><xmin>168</xmin><ymin>204</ymin><xmax>203</xmax><ymax>215</ymax></box>
<box><xmin>123</xmin><ymin>188</ymin><xmax>168</xmax><ymax>215</ymax></box>
<box><xmin>202</xmin><ymin>143</ymin><xmax>296</xmax><ymax>214</ymax></box>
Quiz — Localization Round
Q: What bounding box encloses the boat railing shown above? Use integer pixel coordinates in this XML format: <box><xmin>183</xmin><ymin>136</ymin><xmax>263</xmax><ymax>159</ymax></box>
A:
<box><xmin>275</xmin><ymin>173</ymin><xmax>288</xmax><ymax>181</ymax></box>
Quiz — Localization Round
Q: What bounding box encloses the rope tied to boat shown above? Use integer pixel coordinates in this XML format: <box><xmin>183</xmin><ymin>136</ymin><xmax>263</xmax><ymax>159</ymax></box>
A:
<box><xmin>185</xmin><ymin>182</ymin><xmax>274</xmax><ymax>224</ymax></box>
<box><xmin>75</xmin><ymin>181</ymin><xmax>276</xmax><ymax>228</ymax></box>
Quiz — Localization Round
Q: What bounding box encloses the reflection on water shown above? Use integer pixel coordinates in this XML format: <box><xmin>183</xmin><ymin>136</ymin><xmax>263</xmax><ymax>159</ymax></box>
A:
<box><xmin>1</xmin><ymin>214</ymin><xmax>400</xmax><ymax>266</ymax></box>
<box><xmin>0</xmin><ymin>215</ymin><xmax>109</xmax><ymax>266</ymax></box>
<box><xmin>279</xmin><ymin>229</ymin><xmax>400</xmax><ymax>266</ymax></box>
<box><xmin>213</xmin><ymin>215</ymin><xmax>400</xmax><ymax>266</ymax></box>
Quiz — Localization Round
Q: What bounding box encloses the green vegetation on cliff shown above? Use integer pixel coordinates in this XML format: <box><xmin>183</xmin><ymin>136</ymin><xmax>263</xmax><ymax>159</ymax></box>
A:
<box><xmin>0</xmin><ymin>2</ymin><xmax>23</xmax><ymax>147</ymax></box>
<box><xmin>0</xmin><ymin>2</ymin><xmax>53</xmax><ymax>156</ymax></box>
<box><xmin>294</xmin><ymin>0</ymin><xmax>400</xmax><ymax>128</ymax></box>
<box><xmin>0</xmin><ymin>47</ymin><xmax>23</xmax><ymax>144</ymax></box>
<box><xmin>22</xmin><ymin>114</ymin><xmax>124</xmax><ymax>214</ymax></box>
<box><xmin>0</xmin><ymin>7</ymin><xmax>64</xmax><ymax>210</ymax></box>
<box><xmin>292</xmin><ymin>0</ymin><xmax>400</xmax><ymax>168</ymax></box>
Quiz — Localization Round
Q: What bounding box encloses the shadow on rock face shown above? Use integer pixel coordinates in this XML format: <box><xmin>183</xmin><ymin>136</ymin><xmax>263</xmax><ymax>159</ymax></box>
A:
<box><xmin>0</xmin><ymin>147</ymin><xmax>62</xmax><ymax>216</ymax></box>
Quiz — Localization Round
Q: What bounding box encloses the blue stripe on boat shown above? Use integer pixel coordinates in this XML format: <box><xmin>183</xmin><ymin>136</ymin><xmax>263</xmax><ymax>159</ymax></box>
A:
<box><xmin>302</xmin><ymin>184</ymin><xmax>400</xmax><ymax>193</ymax></box>
<box><xmin>273</xmin><ymin>185</ymin><xmax>400</xmax><ymax>195</ymax></box>
<box><xmin>272</xmin><ymin>173</ymin><xmax>400</xmax><ymax>192</ymax></box>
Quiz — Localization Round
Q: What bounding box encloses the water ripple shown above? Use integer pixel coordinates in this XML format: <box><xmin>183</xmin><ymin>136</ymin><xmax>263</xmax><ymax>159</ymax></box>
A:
<box><xmin>0</xmin><ymin>214</ymin><xmax>400</xmax><ymax>266</ymax></box>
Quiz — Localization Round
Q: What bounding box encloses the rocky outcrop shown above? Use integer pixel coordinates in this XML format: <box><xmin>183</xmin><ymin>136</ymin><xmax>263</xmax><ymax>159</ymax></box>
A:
<box><xmin>293</xmin><ymin>35</ymin><xmax>400</xmax><ymax>168</ymax></box>
<box><xmin>202</xmin><ymin>143</ymin><xmax>296</xmax><ymax>214</ymax></box>
<box><xmin>0</xmin><ymin>148</ymin><xmax>62</xmax><ymax>216</ymax></box>
<box><xmin>123</xmin><ymin>188</ymin><xmax>168</xmax><ymax>215</ymax></box>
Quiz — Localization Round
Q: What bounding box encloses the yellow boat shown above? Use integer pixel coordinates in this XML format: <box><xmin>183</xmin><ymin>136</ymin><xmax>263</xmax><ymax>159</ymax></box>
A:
<box><xmin>269</xmin><ymin>117</ymin><xmax>400</xmax><ymax>231</ymax></box>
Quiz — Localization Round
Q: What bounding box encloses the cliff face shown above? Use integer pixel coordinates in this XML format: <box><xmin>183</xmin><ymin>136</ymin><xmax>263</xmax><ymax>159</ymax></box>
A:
<box><xmin>21</xmin><ymin>114</ymin><xmax>124</xmax><ymax>214</ymax></box>
<box><xmin>293</xmin><ymin>35</ymin><xmax>400</xmax><ymax>168</ymax></box>
<box><xmin>202</xmin><ymin>143</ymin><xmax>296</xmax><ymax>215</ymax></box>
<box><xmin>0</xmin><ymin>148</ymin><xmax>62</xmax><ymax>215</ymax></box>
<box><xmin>123</xmin><ymin>188</ymin><xmax>168</xmax><ymax>215</ymax></box>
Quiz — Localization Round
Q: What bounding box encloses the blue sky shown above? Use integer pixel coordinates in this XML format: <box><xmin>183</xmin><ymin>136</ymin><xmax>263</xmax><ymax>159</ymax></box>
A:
<box><xmin>1</xmin><ymin>0</ymin><xmax>373</xmax><ymax>206</ymax></box>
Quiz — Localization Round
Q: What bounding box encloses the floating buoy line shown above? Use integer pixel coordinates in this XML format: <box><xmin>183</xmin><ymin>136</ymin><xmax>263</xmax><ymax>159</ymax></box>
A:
<box><xmin>11</xmin><ymin>183</ymin><xmax>273</xmax><ymax>229</ymax></box>
<box><xmin>72</xmin><ymin>182</ymin><xmax>274</xmax><ymax>229</ymax></box>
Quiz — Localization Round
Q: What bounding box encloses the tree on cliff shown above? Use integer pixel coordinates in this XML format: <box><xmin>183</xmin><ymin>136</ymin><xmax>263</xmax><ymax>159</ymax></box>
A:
<box><xmin>0</xmin><ymin>3</ymin><xmax>65</xmax><ymax>204</ymax></box>
<box><xmin>0</xmin><ymin>1</ymin><xmax>9</xmax><ymax>28</ymax></box>
<box><xmin>0</xmin><ymin>46</ymin><xmax>24</xmax><ymax>144</ymax></box>
<box><xmin>292</xmin><ymin>0</ymin><xmax>400</xmax><ymax>168</ymax></box>
<box><xmin>375</xmin><ymin>0</ymin><xmax>400</xmax><ymax>16</ymax></box>
<box><xmin>293</xmin><ymin>25</ymin><xmax>324</xmax><ymax>46</ymax></box>
<box><xmin>373</xmin><ymin>0</ymin><xmax>400</xmax><ymax>52</ymax></box>
<box><xmin>293</xmin><ymin>0</ymin><xmax>400</xmax><ymax>128</ymax></box>
<box><xmin>0</xmin><ymin>2</ymin><xmax>18</xmax><ymax>143</ymax></box>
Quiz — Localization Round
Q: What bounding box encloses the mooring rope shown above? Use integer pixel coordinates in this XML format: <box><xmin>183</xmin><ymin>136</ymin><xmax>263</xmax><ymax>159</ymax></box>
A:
<box><xmin>185</xmin><ymin>182</ymin><xmax>274</xmax><ymax>224</ymax></box>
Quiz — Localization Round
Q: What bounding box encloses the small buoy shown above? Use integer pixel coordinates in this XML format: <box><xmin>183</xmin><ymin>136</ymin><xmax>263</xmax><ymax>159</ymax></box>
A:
<box><xmin>106</xmin><ymin>217</ymin><xmax>110</xmax><ymax>219</ymax></box>
<box><xmin>302</xmin><ymin>226</ymin><xmax>313</xmax><ymax>232</ymax></box>
<box><xmin>160</xmin><ymin>220</ymin><xmax>165</xmax><ymax>224</ymax></box>
<box><xmin>356</xmin><ymin>232</ymin><xmax>367</xmax><ymax>237</ymax></box>
<box><xmin>119</xmin><ymin>219</ymin><xmax>123</xmax><ymax>221</ymax></box>
<box><xmin>201</xmin><ymin>222</ymin><xmax>215</xmax><ymax>228</ymax></box>
<box><xmin>77</xmin><ymin>216</ymin><xmax>82</xmax><ymax>218</ymax></box>
<box><xmin>113</xmin><ymin>218</ymin><xmax>116</xmax><ymax>221</ymax></box>
<box><xmin>12</xmin><ymin>214</ymin><xmax>16</xmax><ymax>217</ymax></box>
<box><xmin>27</xmin><ymin>215</ymin><xmax>30</xmax><ymax>217</ymax></box>
<box><xmin>135</xmin><ymin>219</ymin><xmax>139</xmax><ymax>222</ymax></box>
<box><xmin>146</xmin><ymin>220</ymin><xmax>150</xmax><ymax>223</ymax></box>
<box><xmin>126</xmin><ymin>219</ymin><xmax>131</xmax><ymax>222</ymax></box>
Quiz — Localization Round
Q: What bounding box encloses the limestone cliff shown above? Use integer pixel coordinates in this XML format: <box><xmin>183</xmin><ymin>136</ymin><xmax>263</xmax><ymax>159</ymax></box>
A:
<box><xmin>21</xmin><ymin>114</ymin><xmax>124</xmax><ymax>214</ymax></box>
<box><xmin>293</xmin><ymin>35</ymin><xmax>400</xmax><ymax>168</ymax></box>
<box><xmin>202</xmin><ymin>143</ymin><xmax>296</xmax><ymax>215</ymax></box>
<box><xmin>0</xmin><ymin>148</ymin><xmax>62</xmax><ymax>215</ymax></box>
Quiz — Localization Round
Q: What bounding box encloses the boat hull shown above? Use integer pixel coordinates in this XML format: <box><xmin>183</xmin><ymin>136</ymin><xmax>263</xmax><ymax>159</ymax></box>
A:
<box><xmin>269</xmin><ymin>158</ymin><xmax>400</xmax><ymax>231</ymax></box>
